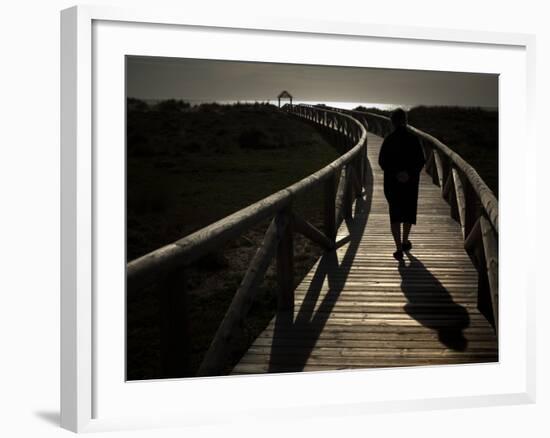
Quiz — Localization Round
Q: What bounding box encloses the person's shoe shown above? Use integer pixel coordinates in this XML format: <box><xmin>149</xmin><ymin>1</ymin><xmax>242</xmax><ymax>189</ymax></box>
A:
<box><xmin>393</xmin><ymin>250</ymin><xmax>404</xmax><ymax>260</ymax></box>
<box><xmin>402</xmin><ymin>240</ymin><xmax>412</xmax><ymax>252</ymax></box>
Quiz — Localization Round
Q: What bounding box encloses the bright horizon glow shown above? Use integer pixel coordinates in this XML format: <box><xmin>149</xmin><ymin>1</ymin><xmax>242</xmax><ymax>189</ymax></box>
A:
<box><xmin>134</xmin><ymin>98</ymin><xmax>496</xmax><ymax>111</ymax></box>
<box><xmin>127</xmin><ymin>56</ymin><xmax>498</xmax><ymax>108</ymax></box>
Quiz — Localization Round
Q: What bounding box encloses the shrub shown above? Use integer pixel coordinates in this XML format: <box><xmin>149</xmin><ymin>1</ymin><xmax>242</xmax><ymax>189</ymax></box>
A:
<box><xmin>238</xmin><ymin>129</ymin><xmax>276</xmax><ymax>149</ymax></box>
<box><xmin>196</xmin><ymin>251</ymin><xmax>228</xmax><ymax>271</ymax></box>
<box><xmin>155</xmin><ymin>99</ymin><xmax>190</xmax><ymax>113</ymax></box>
<box><xmin>127</xmin><ymin>98</ymin><xmax>149</xmax><ymax>112</ymax></box>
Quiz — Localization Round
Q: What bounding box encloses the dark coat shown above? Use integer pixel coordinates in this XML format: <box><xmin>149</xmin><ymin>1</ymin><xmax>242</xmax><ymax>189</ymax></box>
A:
<box><xmin>378</xmin><ymin>127</ymin><xmax>425</xmax><ymax>224</ymax></box>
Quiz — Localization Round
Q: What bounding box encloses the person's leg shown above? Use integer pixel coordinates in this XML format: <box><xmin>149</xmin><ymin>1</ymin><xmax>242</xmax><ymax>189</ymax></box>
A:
<box><xmin>388</xmin><ymin>201</ymin><xmax>403</xmax><ymax>259</ymax></box>
<box><xmin>402</xmin><ymin>223</ymin><xmax>412</xmax><ymax>251</ymax></box>
<box><xmin>390</xmin><ymin>222</ymin><xmax>402</xmax><ymax>250</ymax></box>
<box><xmin>390</xmin><ymin>222</ymin><xmax>403</xmax><ymax>260</ymax></box>
<box><xmin>403</xmin><ymin>223</ymin><xmax>412</xmax><ymax>243</ymax></box>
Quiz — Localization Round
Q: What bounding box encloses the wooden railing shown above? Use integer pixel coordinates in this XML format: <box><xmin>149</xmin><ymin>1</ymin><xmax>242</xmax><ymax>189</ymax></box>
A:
<box><xmin>327</xmin><ymin>106</ymin><xmax>499</xmax><ymax>332</ymax></box>
<box><xmin>127</xmin><ymin>105</ymin><xmax>368</xmax><ymax>377</ymax></box>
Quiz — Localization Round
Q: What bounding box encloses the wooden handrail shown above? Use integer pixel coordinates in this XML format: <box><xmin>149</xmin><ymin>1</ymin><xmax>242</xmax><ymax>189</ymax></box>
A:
<box><xmin>337</xmin><ymin>108</ymin><xmax>498</xmax><ymax>232</ymax></box>
<box><xmin>127</xmin><ymin>104</ymin><xmax>368</xmax><ymax>376</ymax></box>
<box><xmin>318</xmin><ymin>104</ymin><xmax>499</xmax><ymax>331</ymax></box>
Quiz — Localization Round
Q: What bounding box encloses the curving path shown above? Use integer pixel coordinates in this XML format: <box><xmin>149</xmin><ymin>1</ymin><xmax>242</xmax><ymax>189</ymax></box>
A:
<box><xmin>232</xmin><ymin>130</ymin><xmax>498</xmax><ymax>374</ymax></box>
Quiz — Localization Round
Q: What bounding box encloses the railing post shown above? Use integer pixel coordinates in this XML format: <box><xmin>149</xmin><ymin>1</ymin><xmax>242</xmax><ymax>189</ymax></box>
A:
<box><xmin>452</xmin><ymin>168</ymin><xmax>467</xmax><ymax>239</ymax></box>
<box><xmin>339</xmin><ymin>119</ymin><xmax>345</xmax><ymax>150</ymax></box>
<box><xmin>442</xmin><ymin>162</ymin><xmax>458</xmax><ymax>221</ymax></box>
<box><xmin>363</xmin><ymin>141</ymin><xmax>368</xmax><ymax>186</ymax></box>
<box><xmin>343</xmin><ymin>166</ymin><xmax>353</xmax><ymax>219</ymax></box>
<box><xmin>463</xmin><ymin>215</ymin><xmax>495</xmax><ymax>329</ymax></box>
<box><xmin>463</xmin><ymin>178</ymin><xmax>479</xmax><ymax>239</ymax></box>
<box><xmin>276</xmin><ymin>208</ymin><xmax>294</xmax><ymax>312</ymax></box>
<box><xmin>353</xmin><ymin>153</ymin><xmax>363</xmax><ymax>197</ymax></box>
<box><xmin>480</xmin><ymin>216</ymin><xmax>499</xmax><ymax>331</ymax></box>
<box><xmin>446</xmin><ymin>175</ymin><xmax>459</xmax><ymax>223</ymax></box>
<box><xmin>324</xmin><ymin>173</ymin><xmax>337</xmax><ymax>241</ymax></box>
<box><xmin>159</xmin><ymin>267</ymin><xmax>189</xmax><ymax>378</ymax></box>
<box><xmin>424</xmin><ymin>147</ymin><xmax>434</xmax><ymax>178</ymax></box>
<box><xmin>432</xmin><ymin>149</ymin><xmax>445</xmax><ymax>188</ymax></box>
<box><xmin>441</xmin><ymin>156</ymin><xmax>452</xmax><ymax>192</ymax></box>
<box><xmin>473</xmin><ymin>233</ymin><xmax>495</xmax><ymax>329</ymax></box>
<box><xmin>344</xmin><ymin>119</ymin><xmax>350</xmax><ymax>148</ymax></box>
<box><xmin>335</xmin><ymin>119</ymin><xmax>341</xmax><ymax>150</ymax></box>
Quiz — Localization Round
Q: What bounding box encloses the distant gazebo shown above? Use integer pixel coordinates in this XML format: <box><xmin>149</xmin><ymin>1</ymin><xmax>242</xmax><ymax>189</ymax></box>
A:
<box><xmin>277</xmin><ymin>90</ymin><xmax>293</xmax><ymax>108</ymax></box>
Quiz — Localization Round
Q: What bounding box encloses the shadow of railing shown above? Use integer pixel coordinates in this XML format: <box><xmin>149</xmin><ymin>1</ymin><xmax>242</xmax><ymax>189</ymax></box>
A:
<box><xmin>398</xmin><ymin>253</ymin><xmax>470</xmax><ymax>351</ymax></box>
<box><xmin>267</xmin><ymin>158</ymin><xmax>374</xmax><ymax>372</ymax></box>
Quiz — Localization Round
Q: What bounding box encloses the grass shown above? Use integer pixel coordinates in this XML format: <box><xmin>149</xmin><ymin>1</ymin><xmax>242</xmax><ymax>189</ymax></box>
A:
<box><xmin>127</xmin><ymin>100</ymin><xmax>338</xmax><ymax>380</ymax></box>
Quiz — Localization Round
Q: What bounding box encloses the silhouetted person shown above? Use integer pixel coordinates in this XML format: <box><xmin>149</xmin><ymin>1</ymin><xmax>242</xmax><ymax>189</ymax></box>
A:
<box><xmin>378</xmin><ymin>109</ymin><xmax>425</xmax><ymax>260</ymax></box>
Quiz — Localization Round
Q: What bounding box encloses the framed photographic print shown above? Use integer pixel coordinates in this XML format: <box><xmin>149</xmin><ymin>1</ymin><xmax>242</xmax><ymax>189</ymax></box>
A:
<box><xmin>61</xmin><ymin>4</ymin><xmax>536</xmax><ymax>433</ymax></box>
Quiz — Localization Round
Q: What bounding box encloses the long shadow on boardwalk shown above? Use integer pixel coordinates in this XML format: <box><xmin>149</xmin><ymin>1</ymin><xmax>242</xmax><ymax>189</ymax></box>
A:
<box><xmin>398</xmin><ymin>253</ymin><xmax>470</xmax><ymax>351</ymax></box>
<box><xmin>267</xmin><ymin>159</ymin><xmax>373</xmax><ymax>372</ymax></box>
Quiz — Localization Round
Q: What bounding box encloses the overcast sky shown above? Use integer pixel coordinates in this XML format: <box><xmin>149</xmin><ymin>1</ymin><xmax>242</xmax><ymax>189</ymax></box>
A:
<box><xmin>126</xmin><ymin>56</ymin><xmax>498</xmax><ymax>108</ymax></box>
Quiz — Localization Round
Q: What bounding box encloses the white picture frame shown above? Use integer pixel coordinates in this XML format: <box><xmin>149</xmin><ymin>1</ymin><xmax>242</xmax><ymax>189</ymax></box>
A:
<box><xmin>60</xmin><ymin>4</ymin><xmax>536</xmax><ymax>433</ymax></box>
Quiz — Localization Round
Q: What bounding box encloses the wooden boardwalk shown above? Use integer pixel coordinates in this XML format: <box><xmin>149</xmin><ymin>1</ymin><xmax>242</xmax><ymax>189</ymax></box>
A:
<box><xmin>232</xmin><ymin>131</ymin><xmax>498</xmax><ymax>375</ymax></box>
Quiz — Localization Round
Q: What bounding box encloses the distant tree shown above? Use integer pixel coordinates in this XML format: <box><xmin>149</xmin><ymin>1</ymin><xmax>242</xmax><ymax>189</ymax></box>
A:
<box><xmin>155</xmin><ymin>99</ymin><xmax>191</xmax><ymax>112</ymax></box>
<box><xmin>127</xmin><ymin>97</ymin><xmax>149</xmax><ymax>112</ymax></box>
<box><xmin>354</xmin><ymin>106</ymin><xmax>391</xmax><ymax>116</ymax></box>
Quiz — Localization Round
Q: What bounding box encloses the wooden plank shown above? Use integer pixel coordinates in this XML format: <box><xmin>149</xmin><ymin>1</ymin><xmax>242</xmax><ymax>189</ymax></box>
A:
<box><xmin>255</xmin><ymin>333</ymin><xmax>497</xmax><ymax>344</ymax></box>
<box><xmin>243</xmin><ymin>346</ymin><xmax>498</xmax><ymax>357</ymax></box>
<box><xmin>255</xmin><ymin>326</ymin><xmax>497</xmax><ymax>337</ymax></box>
<box><xmin>250</xmin><ymin>337</ymin><xmax>497</xmax><ymax>349</ymax></box>
<box><xmin>237</xmin><ymin>355</ymin><xmax>497</xmax><ymax>368</ymax></box>
<box><xmin>232</xmin><ymin>358</ymin><xmax>497</xmax><ymax>374</ymax></box>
